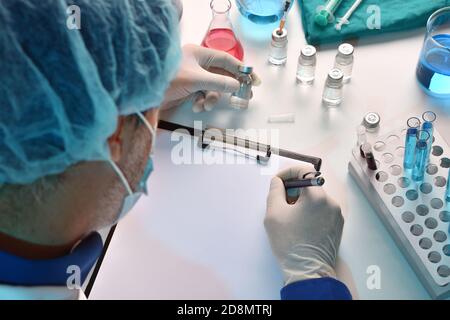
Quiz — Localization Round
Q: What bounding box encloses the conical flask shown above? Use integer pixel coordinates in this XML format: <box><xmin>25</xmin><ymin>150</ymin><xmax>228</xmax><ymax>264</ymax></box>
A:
<box><xmin>201</xmin><ymin>0</ymin><xmax>244</xmax><ymax>61</ymax></box>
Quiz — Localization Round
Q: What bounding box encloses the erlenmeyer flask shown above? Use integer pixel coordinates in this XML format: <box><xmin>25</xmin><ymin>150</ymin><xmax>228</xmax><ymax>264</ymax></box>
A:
<box><xmin>201</xmin><ymin>0</ymin><xmax>244</xmax><ymax>61</ymax></box>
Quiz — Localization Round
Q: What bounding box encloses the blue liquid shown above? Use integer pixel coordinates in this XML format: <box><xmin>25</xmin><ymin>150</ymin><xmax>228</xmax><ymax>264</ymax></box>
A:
<box><xmin>446</xmin><ymin>170</ymin><xmax>450</xmax><ymax>202</ymax></box>
<box><xmin>236</xmin><ymin>0</ymin><xmax>293</xmax><ymax>24</ymax></box>
<box><xmin>413</xmin><ymin>141</ymin><xmax>428</xmax><ymax>182</ymax></box>
<box><xmin>422</xmin><ymin>122</ymin><xmax>434</xmax><ymax>164</ymax></box>
<box><xmin>416</xmin><ymin>34</ymin><xmax>450</xmax><ymax>98</ymax></box>
<box><xmin>403</xmin><ymin>128</ymin><xmax>417</xmax><ymax>170</ymax></box>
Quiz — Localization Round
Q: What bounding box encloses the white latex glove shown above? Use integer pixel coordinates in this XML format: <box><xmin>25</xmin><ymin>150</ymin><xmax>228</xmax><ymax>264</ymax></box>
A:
<box><xmin>265</xmin><ymin>166</ymin><xmax>344</xmax><ymax>286</ymax></box>
<box><xmin>162</xmin><ymin>44</ymin><xmax>261</xmax><ymax>112</ymax></box>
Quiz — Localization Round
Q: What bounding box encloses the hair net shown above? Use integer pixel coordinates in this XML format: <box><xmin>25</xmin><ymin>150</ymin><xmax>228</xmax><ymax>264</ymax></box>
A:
<box><xmin>0</xmin><ymin>0</ymin><xmax>181</xmax><ymax>185</ymax></box>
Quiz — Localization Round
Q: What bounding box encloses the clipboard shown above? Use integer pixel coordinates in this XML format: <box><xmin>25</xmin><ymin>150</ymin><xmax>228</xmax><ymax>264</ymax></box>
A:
<box><xmin>84</xmin><ymin>120</ymin><xmax>323</xmax><ymax>297</ymax></box>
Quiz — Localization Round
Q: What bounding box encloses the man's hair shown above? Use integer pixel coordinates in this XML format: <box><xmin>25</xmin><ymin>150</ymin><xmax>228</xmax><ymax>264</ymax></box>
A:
<box><xmin>0</xmin><ymin>174</ymin><xmax>63</xmax><ymax>236</ymax></box>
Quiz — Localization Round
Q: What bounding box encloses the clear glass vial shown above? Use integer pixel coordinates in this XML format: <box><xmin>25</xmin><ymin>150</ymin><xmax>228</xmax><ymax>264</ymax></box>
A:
<box><xmin>362</xmin><ymin>112</ymin><xmax>380</xmax><ymax>133</ymax></box>
<box><xmin>296</xmin><ymin>45</ymin><xmax>317</xmax><ymax>85</ymax></box>
<box><xmin>334</xmin><ymin>43</ymin><xmax>354</xmax><ymax>82</ymax></box>
<box><xmin>322</xmin><ymin>68</ymin><xmax>344</xmax><ymax>107</ymax></box>
<box><xmin>230</xmin><ymin>65</ymin><xmax>253</xmax><ymax>109</ymax></box>
<box><xmin>269</xmin><ymin>28</ymin><xmax>288</xmax><ymax>65</ymax></box>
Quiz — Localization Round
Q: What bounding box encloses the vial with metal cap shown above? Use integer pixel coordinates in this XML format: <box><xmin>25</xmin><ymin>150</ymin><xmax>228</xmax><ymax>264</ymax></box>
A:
<box><xmin>362</xmin><ymin>112</ymin><xmax>381</xmax><ymax>132</ymax></box>
<box><xmin>334</xmin><ymin>43</ymin><xmax>354</xmax><ymax>82</ymax></box>
<box><xmin>296</xmin><ymin>45</ymin><xmax>317</xmax><ymax>85</ymax></box>
<box><xmin>269</xmin><ymin>28</ymin><xmax>288</xmax><ymax>65</ymax></box>
<box><xmin>230</xmin><ymin>65</ymin><xmax>253</xmax><ymax>109</ymax></box>
<box><xmin>322</xmin><ymin>68</ymin><xmax>344</xmax><ymax>107</ymax></box>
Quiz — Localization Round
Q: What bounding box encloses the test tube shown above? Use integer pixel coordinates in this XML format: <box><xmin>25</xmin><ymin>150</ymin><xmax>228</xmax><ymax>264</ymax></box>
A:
<box><xmin>360</xmin><ymin>142</ymin><xmax>372</xmax><ymax>159</ymax></box>
<box><xmin>412</xmin><ymin>130</ymin><xmax>430</xmax><ymax>182</ymax></box>
<box><xmin>422</xmin><ymin>111</ymin><xmax>437</xmax><ymax>123</ymax></box>
<box><xmin>422</xmin><ymin>121</ymin><xmax>434</xmax><ymax>164</ymax></box>
<box><xmin>366</xmin><ymin>151</ymin><xmax>378</xmax><ymax>171</ymax></box>
<box><xmin>407</xmin><ymin>117</ymin><xmax>421</xmax><ymax>129</ymax></box>
<box><xmin>446</xmin><ymin>169</ymin><xmax>450</xmax><ymax>202</ymax></box>
<box><xmin>403</xmin><ymin>128</ymin><xmax>418</xmax><ymax>170</ymax></box>
<box><xmin>356</xmin><ymin>125</ymin><xmax>367</xmax><ymax>146</ymax></box>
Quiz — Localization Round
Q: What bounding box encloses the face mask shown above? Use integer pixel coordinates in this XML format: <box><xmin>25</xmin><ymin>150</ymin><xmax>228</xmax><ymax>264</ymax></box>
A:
<box><xmin>109</xmin><ymin>111</ymin><xmax>156</xmax><ymax>221</ymax></box>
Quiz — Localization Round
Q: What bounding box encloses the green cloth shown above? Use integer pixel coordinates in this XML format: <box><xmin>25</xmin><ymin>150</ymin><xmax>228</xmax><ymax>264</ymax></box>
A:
<box><xmin>298</xmin><ymin>0</ymin><xmax>450</xmax><ymax>45</ymax></box>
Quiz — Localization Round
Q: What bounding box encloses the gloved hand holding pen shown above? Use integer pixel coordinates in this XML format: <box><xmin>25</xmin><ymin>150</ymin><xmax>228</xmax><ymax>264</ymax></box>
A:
<box><xmin>265</xmin><ymin>166</ymin><xmax>345</xmax><ymax>286</ymax></box>
<box><xmin>162</xmin><ymin>44</ymin><xmax>261</xmax><ymax>112</ymax></box>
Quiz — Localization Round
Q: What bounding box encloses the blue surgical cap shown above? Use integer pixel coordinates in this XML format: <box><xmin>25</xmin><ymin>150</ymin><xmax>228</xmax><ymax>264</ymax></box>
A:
<box><xmin>0</xmin><ymin>0</ymin><xmax>181</xmax><ymax>185</ymax></box>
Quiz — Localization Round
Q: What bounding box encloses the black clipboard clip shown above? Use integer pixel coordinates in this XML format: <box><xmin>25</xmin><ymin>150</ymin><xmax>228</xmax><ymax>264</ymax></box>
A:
<box><xmin>199</xmin><ymin>127</ymin><xmax>272</xmax><ymax>165</ymax></box>
<box><xmin>158</xmin><ymin>120</ymin><xmax>322</xmax><ymax>171</ymax></box>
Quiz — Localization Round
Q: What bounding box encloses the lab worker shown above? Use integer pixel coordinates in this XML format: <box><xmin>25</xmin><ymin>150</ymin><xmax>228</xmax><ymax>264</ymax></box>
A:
<box><xmin>0</xmin><ymin>0</ymin><xmax>350</xmax><ymax>300</ymax></box>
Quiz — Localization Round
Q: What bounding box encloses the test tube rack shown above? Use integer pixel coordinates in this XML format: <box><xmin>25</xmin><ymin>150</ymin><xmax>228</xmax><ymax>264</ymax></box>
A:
<box><xmin>349</xmin><ymin>126</ymin><xmax>450</xmax><ymax>299</ymax></box>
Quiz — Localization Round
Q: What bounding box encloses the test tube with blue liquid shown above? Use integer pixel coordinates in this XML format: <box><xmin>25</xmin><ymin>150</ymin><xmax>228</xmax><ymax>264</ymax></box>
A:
<box><xmin>422</xmin><ymin>121</ymin><xmax>434</xmax><ymax>164</ymax></box>
<box><xmin>412</xmin><ymin>130</ymin><xmax>431</xmax><ymax>182</ymax></box>
<box><xmin>404</xmin><ymin>117</ymin><xmax>421</xmax><ymax>170</ymax></box>
<box><xmin>421</xmin><ymin>111</ymin><xmax>437</xmax><ymax>164</ymax></box>
<box><xmin>404</xmin><ymin>128</ymin><xmax>418</xmax><ymax>170</ymax></box>
<box><xmin>446</xmin><ymin>169</ymin><xmax>450</xmax><ymax>202</ymax></box>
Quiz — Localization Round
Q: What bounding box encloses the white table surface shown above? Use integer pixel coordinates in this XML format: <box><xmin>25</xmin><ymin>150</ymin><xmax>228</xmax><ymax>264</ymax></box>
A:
<box><xmin>92</xmin><ymin>0</ymin><xmax>450</xmax><ymax>299</ymax></box>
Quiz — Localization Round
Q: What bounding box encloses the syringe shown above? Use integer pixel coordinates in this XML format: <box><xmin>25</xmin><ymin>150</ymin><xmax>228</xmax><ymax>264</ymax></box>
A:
<box><xmin>315</xmin><ymin>0</ymin><xmax>344</xmax><ymax>27</ymax></box>
<box><xmin>335</xmin><ymin>0</ymin><xmax>363</xmax><ymax>31</ymax></box>
<box><xmin>278</xmin><ymin>0</ymin><xmax>292</xmax><ymax>33</ymax></box>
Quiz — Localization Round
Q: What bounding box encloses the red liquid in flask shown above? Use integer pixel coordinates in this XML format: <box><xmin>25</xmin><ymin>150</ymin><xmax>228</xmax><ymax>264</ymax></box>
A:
<box><xmin>202</xmin><ymin>28</ymin><xmax>244</xmax><ymax>61</ymax></box>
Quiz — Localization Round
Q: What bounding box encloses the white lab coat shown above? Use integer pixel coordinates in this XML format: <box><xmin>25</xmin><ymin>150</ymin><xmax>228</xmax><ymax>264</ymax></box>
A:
<box><xmin>0</xmin><ymin>284</ymin><xmax>86</xmax><ymax>300</ymax></box>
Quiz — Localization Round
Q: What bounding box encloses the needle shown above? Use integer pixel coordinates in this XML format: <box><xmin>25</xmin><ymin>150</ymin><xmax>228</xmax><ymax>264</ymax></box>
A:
<box><xmin>335</xmin><ymin>0</ymin><xmax>363</xmax><ymax>31</ymax></box>
<box><xmin>278</xmin><ymin>0</ymin><xmax>292</xmax><ymax>34</ymax></box>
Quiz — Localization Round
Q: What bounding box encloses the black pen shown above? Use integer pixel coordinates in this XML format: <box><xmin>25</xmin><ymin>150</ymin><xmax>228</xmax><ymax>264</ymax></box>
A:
<box><xmin>284</xmin><ymin>177</ymin><xmax>325</xmax><ymax>190</ymax></box>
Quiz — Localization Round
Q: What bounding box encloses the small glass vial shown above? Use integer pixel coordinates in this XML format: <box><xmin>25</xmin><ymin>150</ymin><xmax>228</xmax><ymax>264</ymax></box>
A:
<box><xmin>230</xmin><ymin>65</ymin><xmax>253</xmax><ymax>109</ymax></box>
<box><xmin>322</xmin><ymin>68</ymin><xmax>344</xmax><ymax>107</ymax></box>
<box><xmin>269</xmin><ymin>28</ymin><xmax>288</xmax><ymax>65</ymax></box>
<box><xmin>362</xmin><ymin>112</ymin><xmax>381</xmax><ymax>133</ymax></box>
<box><xmin>296</xmin><ymin>45</ymin><xmax>317</xmax><ymax>85</ymax></box>
<box><xmin>334</xmin><ymin>43</ymin><xmax>354</xmax><ymax>83</ymax></box>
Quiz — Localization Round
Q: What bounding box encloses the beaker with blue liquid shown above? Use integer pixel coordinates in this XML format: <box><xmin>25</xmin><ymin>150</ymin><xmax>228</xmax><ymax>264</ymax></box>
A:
<box><xmin>416</xmin><ymin>7</ymin><xmax>450</xmax><ymax>98</ymax></box>
<box><xmin>235</xmin><ymin>0</ymin><xmax>294</xmax><ymax>24</ymax></box>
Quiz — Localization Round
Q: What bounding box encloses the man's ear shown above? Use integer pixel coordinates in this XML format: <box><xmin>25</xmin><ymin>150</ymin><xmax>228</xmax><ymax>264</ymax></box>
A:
<box><xmin>107</xmin><ymin>117</ymin><xmax>126</xmax><ymax>162</ymax></box>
